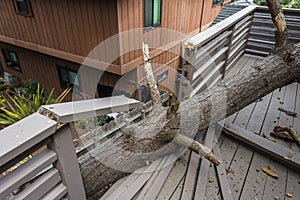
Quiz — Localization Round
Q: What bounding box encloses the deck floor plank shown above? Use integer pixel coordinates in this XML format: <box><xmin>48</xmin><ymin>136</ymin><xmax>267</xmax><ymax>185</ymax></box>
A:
<box><xmin>157</xmin><ymin>151</ymin><xmax>190</xmax><ymax>200</ymax></box>
<box><xmin>263</xmin><ymin>84</ymin><xmax>296</xmax><ymax>200</ymax></box>
<box><xmin>136</xmin><ymin>155</ymin><xmax>177</xmax><ymax>200</ymax></box>
<box><xmin>239</xmin><ymin>91</ymin><xmax>276</xmax><ymax>200</ymax></box>
<box><xmin>285</xmin><ymin>83</ymin><xmax>300</xmax><ymax>200</ymax></box>
<box><xmin>232</xmin><ymin>92</ymin><xmax>272</xmax><ymax>200</ymax></box>
<box><xmin>194</xmin><ymin>127</ymin><xmax>217</xmax><ymax>200</ymax></box>
<box><xmin>170</xmin><ymin>179</ymin><xmax>184</xmax><ymax>200</ymax></box>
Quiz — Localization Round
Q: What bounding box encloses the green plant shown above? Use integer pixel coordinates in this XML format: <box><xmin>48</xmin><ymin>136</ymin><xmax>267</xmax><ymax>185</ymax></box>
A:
<box><xmin>289</xmin><ymin>0</ymin><xmax>300</xmax><ymax>8</ymax></box>
<box><xmin>0</xmin><ymin>84</ymin><xmax>8</xmax><ymax>91</ymax></box>
<box><xmin>96</xmin><ymin>115</ymin><xmax>113</xmax><ymax>126</ymax></box>
<box><xmin>77</xmin><ymin>119</ymin><xmax>87</xmax><ymax>129</ymax></box>
<box><xmin>24</xmin><ymin>79</ymin><xmax>38</xmax><ymax>95</ymax></box>
<box><xmin>0</xmin><ymin>83</ymin><xmax>71</xmax><ymax>127</ymax></box>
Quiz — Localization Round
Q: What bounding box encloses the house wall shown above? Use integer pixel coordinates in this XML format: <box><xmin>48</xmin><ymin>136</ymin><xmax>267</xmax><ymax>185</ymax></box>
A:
<box><xmin>201</xmin><ymin>0</ymin><xmax>231</xmax><ymax>30</ymax></box>
<box><xmin>0</xmin><ymin>0</ymin><xmax>226</xmax><ymax>98</ymax></box>
<box><xmin>0</xmin><ymin>42</ymin><xmax>136</xmax><ymax>99</ymax></box>
<box><xmin>0</xmin><ymin>0</ymin><xmax>120</xmax><ymax>65</ymax></box>
<box><xmin>117</xmin><ymin>0</ymin><xmax>226</xmax><ymax>94</ymax></box>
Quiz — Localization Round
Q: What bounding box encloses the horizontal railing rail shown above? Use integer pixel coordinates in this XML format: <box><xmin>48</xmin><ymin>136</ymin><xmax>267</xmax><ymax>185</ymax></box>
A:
<box><xmin>180</xmin><ymin>5</ymin><xmax>256</xmax><ymax>100</ymax></box>
<box><xmin>246</xmin><ymin>6</ymin><xmax>300</xmax><ymax>56</ymax></box>
<box><xmin>0</xmin><ymin>113</ymin><xmax>86</xmax><ymax>200</ymax></box>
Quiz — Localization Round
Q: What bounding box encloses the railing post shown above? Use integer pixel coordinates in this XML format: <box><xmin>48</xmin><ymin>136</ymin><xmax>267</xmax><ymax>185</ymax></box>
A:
<box><xmin>48</xmin><ymin>124</ymin><xmax>86</xmax><ymax>200</ymax></box>
<box><xmin>179</xmin><ymin>42</ymin><xmax>195</xmax><ymax>101</ymax></box>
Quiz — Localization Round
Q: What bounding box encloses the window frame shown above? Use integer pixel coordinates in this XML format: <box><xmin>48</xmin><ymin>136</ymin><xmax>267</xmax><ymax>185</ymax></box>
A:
<box><xmin>157</xmin><ymin>70</ymin><xmax>168</xmax><ymax>83</ymax></box>
<box><xmin>1</xmin><ymin>49</ymin><xmax>22</xmax><ymax>72</ymax></box>
<box><xmin>13</xmin><ymin>0</ymin><xmax>33</xmax><ymax>17</ymax></box>
<box><xmin>144</xmin><ymin>0</ymin><xmax>162</xmax><ymax>30</ymax></box>
<box><xmin>57</xmin><ymin>66</ymin><xmax>79</xmax><ymax>89</ymax></box>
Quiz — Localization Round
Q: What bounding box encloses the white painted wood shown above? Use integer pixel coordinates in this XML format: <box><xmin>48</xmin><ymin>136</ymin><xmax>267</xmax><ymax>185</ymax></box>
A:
<box><xmin>40</xmin><ymin>95</ymin><xmax>141</xmax><ymax>123</ymax></box>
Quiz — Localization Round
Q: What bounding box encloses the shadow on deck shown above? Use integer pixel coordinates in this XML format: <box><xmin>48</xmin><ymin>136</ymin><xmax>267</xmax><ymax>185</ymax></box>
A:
<box><xmin>102</xmin><ymin>54</ymin><xmax>300</xmax><ymax>200</ymax></box>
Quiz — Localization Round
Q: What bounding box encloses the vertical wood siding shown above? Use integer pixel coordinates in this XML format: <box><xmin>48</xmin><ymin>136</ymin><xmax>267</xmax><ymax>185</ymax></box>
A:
<box><xmin>0</xmin><ymin>0</ymin><xmax>119</xmax><ymax>62</ymax></box>
<box><xmin>117</xmin><ymin>0</ymin><xmax>205</xmax><ymax>66</ymax></box>
<box><xmin>0</xmin><ymin>42</ymin><xmax>127</xmax><ymax>99</ymax></box>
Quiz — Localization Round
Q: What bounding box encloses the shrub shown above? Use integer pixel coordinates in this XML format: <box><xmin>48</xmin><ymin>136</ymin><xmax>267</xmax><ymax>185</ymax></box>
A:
<box><xmin>0</xmin><ymin>83</ymin><xmax>71</xmax><ymax>127</ymax></box>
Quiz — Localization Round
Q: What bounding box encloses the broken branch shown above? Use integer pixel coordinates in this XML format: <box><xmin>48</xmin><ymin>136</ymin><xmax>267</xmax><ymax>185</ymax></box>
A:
<box><xmin>274</xmin><ymin>126</ymin><xmax>300</xmax><ymax>146</ymax></box>
<box><xmin>270</xmin><ymin>131</ymin><xmax>295</xmax><ymax>142</ymax></box>
<box><xmin>173</xmin><ymin>133</ymin><xmax>221</xmax><ymax>165</ymax></box>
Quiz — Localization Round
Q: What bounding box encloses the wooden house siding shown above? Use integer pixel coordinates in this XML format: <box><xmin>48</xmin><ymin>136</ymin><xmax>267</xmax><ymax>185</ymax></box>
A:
<box><xmin>117</xmin><ymin>0</ymin><xmax>226</xmax><ymax>93</ymax></box>
<box><xmin>0</xmin><ymin>42</ymin><xmax>129</xmax><ymax>99</ymax></box>
<box><xmin>0</xmin><ymin>0</ymin><xmax>120</xmax><ymax>65</ymax></box>
<box><xmin>0</xmin><ymin>0</ymin><xmax>226</xmax><ymax>98</ymax></box>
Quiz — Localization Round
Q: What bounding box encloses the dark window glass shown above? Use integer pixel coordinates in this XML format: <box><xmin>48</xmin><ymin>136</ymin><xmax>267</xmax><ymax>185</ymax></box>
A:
<box><xmin>1</xmin><ymin>49</ymin><xmax>22</xmax><ymax>72</ymax></box>
<box><xmin>16</xmin><ymin>0</ymin><xmax>29</xmax><ymax>14</ymax></box>
<box><xmin>57</xmin><ymin>66</ymin><xmax>79</xmax><ymax>89</ymax></box>
<box><xmin>157</xmin><ymin>70</ymin><xmax>168</xmax><ymax>83</ymax></box>
<box><xmin>213</xmin><ymin>0</ymin><xmax>222</xmax><ymax>5</ymax></box>
<box><xmin>144</xmin><ymin>0</ymin><xmax>162</xmax><ymax>28</ymax></box>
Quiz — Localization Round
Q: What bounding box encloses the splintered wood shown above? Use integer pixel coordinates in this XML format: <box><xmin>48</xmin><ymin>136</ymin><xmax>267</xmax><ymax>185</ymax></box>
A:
<box><xmin>271</xmin><ymin>126</ymin><xmax>300</xmax><ymax>146</ymax></box>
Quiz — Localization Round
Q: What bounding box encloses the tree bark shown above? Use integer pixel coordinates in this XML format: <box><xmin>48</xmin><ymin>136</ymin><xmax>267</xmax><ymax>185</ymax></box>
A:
<box><xmin>142</xmin><ymin>42</ymin><xmax>161</xmax><ymax>105</ymax></box>
<box><xmin>266</xmin><ymin>0</ymin><xmax>288</xmax><ymax>48</ymax></box>
<box><xmin>79</xmin><ymin>43</ymin><xmax>300</xmax><ymax>200</ymax></box>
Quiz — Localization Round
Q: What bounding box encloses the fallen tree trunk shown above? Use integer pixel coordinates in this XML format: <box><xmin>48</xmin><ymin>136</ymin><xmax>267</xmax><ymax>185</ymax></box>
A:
<box><xmin>79</xmin><ymin>43</ymin><xmax>300</xmax><ymax>199</ymax></box>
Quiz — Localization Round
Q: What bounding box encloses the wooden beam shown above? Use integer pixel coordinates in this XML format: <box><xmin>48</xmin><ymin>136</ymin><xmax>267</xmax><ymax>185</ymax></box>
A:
<box><xmin>219</xmin><ymin>122</ymin><xmax>300</xmax><ymax>171</ymax></box>
<box><xmin>0</xmin><ymin>35</ymin><xmax>121</xmax><ymax>75</ymax></box>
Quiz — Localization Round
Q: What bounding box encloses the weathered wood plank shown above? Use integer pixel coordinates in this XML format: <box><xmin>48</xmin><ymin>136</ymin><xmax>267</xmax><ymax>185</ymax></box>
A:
<box><xmin>170</xmin><ymin>178</ymin><xmax>184</xmax><ymax>200</ymax></box>
<box><xmin>285</xmin><ymin>83</ymin><xmax>300</xmax><ymax>200</ymax></box>
<box><xmin>102</xmin><ymin>157</ymin><xmax>164</xmax><ymax>200</ymax></box>
<box><xmin>181</xmin><ymin>134</ymin><xmax>203</xmax><ymax>200</ymax></box>
<box><xmin>0</xmin><ymin>149</ymin><xmax>57</xmax><ymax>199</ymax></box>
<box><xmin>136</xmin><ymin>155</ymin><xmax>176</xmax><ymax>200</ymax></box>
<box><xmin>40</xmin><ymin>95</ymin><xmax>141</xmax><ymax>123</ymax></box>
<box><xmin>14</xmin><ymin>169</ymin><xmax>61</xmax><ymax>200</ymax></box>
<box><xmin>239</xmin><ymin>92</ymin><xmax>274</xmax><ymax>200</ymax></box>
<box><xmin>194</xmin><ymin>127</ymin><xmax>216</xmax><ymax>200</ymax></box>
<box><xmin>0</xmin><ymin>113</ymin><xmax>57</xmax><ymax>166</ymax></box>
<box><xmin>40</xmin><ymin>183</ymin><xmax>67</xmax><ymax>200</ymax></box>
<box><xmin>157</xmin><ymin>151</ymin><xmax>190</xmax><ymax>200</ymax></box>
<box><xmin>48</xmin><ymin>125</ymin><xmax>86</xmax><ymax>200</ymax></box>
<box><xmin>220</xmin><ymin>122</ymin><xmax>300</xmax><ymax>171</ymax></box>
<box><xmin>214</xmin><ymin>145</ymin><xmax>233</xmax><ymax>200</ymax></box>
<box><xmin>263</xmin><ymin>83</ymin><xmax>297</xmax><ymax>200</ymax></box>
<box><xmin>120</xmin><ymin>157</ymin><xmax>168</xmax><ymax>200</ymax></box>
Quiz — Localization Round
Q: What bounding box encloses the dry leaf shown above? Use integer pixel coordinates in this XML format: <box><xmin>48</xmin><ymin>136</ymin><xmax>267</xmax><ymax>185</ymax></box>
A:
<box><xmin>273</xmin><ymin>197</ymin><xmax>280</xmax><ymax>200</ymax></box>
<box><xmin>285</xmin><ymin>193</ymin><xmax>292</xmax><ymax>197</ymax></box>
<box><xmin>267</xmin><ymin>137</ymin><xmax>277</xmax><ymax>142</ymax></box>
<box><xmin>261</xmin><ymin>167</ymin><xmax>278</xmax><ymax>179</ymax></box>
<box><xmin>226</xmin><ymin>167</ymin><xmax>235</xmax><ymax>174</ymax></box>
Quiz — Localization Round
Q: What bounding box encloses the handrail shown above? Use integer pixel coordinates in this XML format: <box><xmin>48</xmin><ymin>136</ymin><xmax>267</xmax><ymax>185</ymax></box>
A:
<box><xmin>185</xmin><ymin>5</ymin><xmax>256</xmax><ymax>49</ymax></box>
<box><xmin>0</xmin><ymin>113</ymin><xmax>56</xmax><ymax>165</ymax></box>
<box><xmin>180</xmin><ymin>5</ymin><xmax>256</xmax><ymax>100</ymax></box>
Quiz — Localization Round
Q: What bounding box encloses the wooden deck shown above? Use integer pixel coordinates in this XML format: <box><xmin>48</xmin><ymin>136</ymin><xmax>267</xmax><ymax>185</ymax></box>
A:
<box><xmin>102</xmin><ymin>54</ymin><xmax>300</xmax><ymax>200</ymax></box>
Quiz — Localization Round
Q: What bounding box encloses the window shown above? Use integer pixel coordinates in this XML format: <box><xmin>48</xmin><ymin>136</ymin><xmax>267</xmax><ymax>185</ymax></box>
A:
<box><xmin>213</xmin><ymin>0</ymin><xmax>222</xmax><ymax>5</ymax></box>
<box><xmin>144</xmin><ymin>0</ymin><xmax>162</xmax><ymax>28</ymax></box>
<box><xmin>14</xmin><ymin>0</ymin><xmax>32</xmax><ymax>16</ymax></box>
<box><xmin>57</xmin><ymin>66</ymin><xmax>79</xmax><ymax>89</ymax></box>
<box><xmin>157</xmin><ymin>70</ymin><xmax>168</xmax><ymax>83</ymax></box>
<box><xmin>1</xmin><ymin>49</ymin><xmax>22</xmax><ymax>72</ymax></box>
